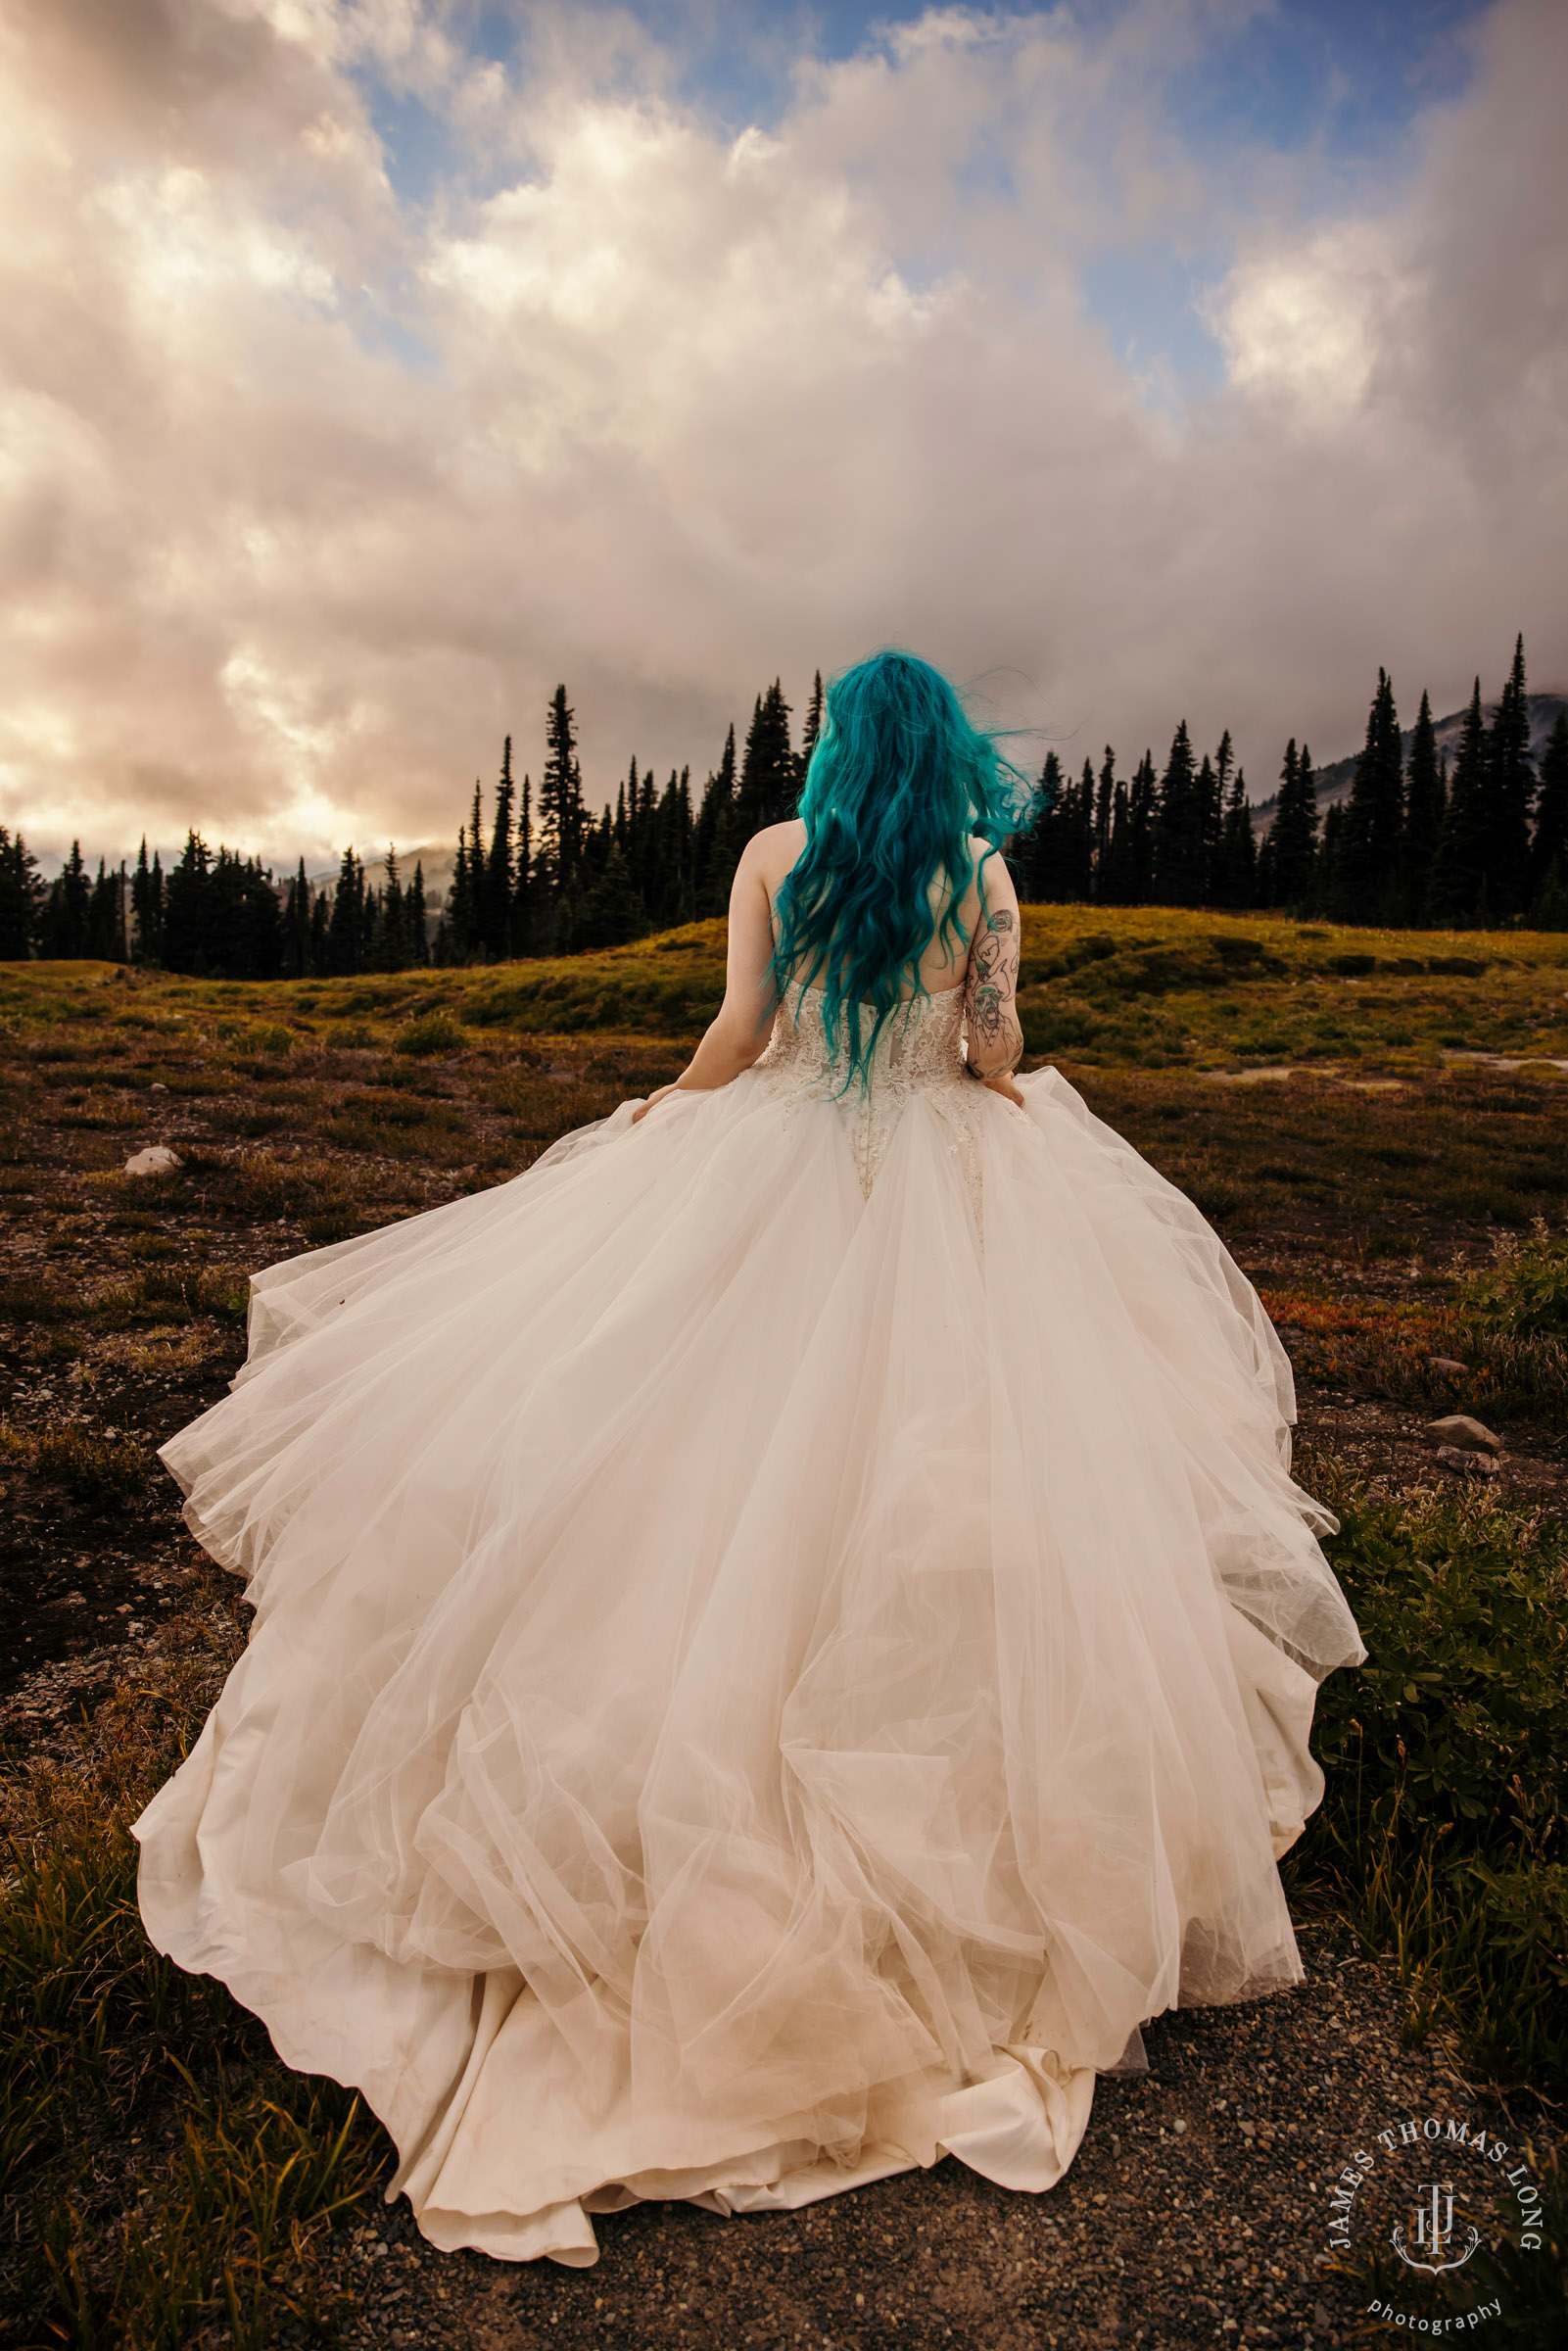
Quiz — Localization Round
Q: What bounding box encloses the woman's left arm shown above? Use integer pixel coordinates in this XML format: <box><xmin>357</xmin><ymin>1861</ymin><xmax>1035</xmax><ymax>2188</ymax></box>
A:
<box><xmin>632</xmin><ymin>835</ymin><xmax>781</xmax><ymax>1123</ymax></box>
<box><xmin>964</xmin><ymin>849</ymin><xmax>1026</xmax><ymax>1105</ymax></box>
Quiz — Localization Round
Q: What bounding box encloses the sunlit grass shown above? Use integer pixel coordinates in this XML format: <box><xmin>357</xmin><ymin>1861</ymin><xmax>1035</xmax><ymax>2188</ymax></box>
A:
<box><xmin>1</xmin><ymin>1667</ymin><xmax>391</xmax><ymax>2344</ymax></box>
<box><xmin>1285</xmin><ymin>1456</ymin><xmax>1568</xmax><ymax>2094</ymax></box>
<box><xmin>1</xmin><ymin>919</ymin><xmax>1565</xmax><ymax>2339</ymax></box>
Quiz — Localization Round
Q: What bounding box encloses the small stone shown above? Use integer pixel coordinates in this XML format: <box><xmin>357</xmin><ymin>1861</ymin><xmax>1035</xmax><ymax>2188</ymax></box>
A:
<box><xmin>149</xmin><ymin>1081</ymin><xmax>168</xmax><ymax>1093</ymax></box>
<box><xmin>1422</xmin><ymin>1414</ymin><xmax>1499</xmax><ymax>1454</ymax></box>
<box><xmin>124</xmin><ymin>1144</ymin><xmax>181</xmax><ymax>1176</ymax></box>
<box><xmin>1172</xmin><ymin>2117</ymin><xmax>1187</xmax><ymax>2134</ymax></box>
<box><xmin>1435</xmin><ymin>1446</ymin><xmax>1497</xmax><ymax>1477</ymax></box>
<box><xmin>1427</xmin><ymin>1357</ymin><xmax>1468</xmax><ymax>1374</ymax></box>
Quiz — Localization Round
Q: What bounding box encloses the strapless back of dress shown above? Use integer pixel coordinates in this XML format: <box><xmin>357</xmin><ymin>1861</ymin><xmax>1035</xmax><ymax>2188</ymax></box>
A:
<box><xmin>134</xmin><ymin>989</ymin><xmax>1364</xmax><ymax>2267</ymax></box>
<box><xmin>753</xmin><ymin>982</ymin><xmax>974</xmax><ymax>1198</ymax></box>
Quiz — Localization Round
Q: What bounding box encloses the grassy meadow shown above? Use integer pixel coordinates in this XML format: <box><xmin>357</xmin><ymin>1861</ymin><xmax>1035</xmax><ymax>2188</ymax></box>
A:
<box><xmin>1</xmin><ymin>904</ymin><xmax>1565</xmax><ymax>2343</ymax></box>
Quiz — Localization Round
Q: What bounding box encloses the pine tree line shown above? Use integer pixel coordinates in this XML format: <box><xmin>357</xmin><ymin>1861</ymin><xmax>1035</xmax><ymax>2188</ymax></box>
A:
<box><xmin>1014</xmin><ymin>637</ymin><xmax>1568</xmax><ymax>929</ymax></box>
<box><xmin>433</xmin><ymin>675</ymin><xmax>815</xmax><ymax>961</ymax></box>
<box><xmin>4</xmin><ymin>643</ymin><xmax>1563</xmax><ymax>969</ymax></box>
<box><xmin>1020</xmin><ymin>727</ymin><xmax>1263</xmax><ymax>911</ymax></box>
<box><xmin>0</xmin><ymin>832</ymin><xmax>432</xmax><ymax>978</ymax></box>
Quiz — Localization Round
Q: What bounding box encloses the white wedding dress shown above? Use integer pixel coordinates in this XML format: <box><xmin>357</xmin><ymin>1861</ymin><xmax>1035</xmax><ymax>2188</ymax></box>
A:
<box><xmin>135</xmin><ymin>980</ymin><xmax>1363</xmax><ymax>2266</ymax></box>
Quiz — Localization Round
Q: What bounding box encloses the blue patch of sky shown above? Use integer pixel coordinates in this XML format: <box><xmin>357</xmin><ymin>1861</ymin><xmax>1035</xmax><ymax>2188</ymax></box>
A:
<box><xmin>1079</xmin><ymin>249</ymin><xmax>1230</xmax><ymax>406</ymax></box>
<box><xmin>362</xmin><ymin>79</ymin><xmax>454</xmax><ymax>208</ymax></box>
<box><xmin>353</xmin><ymin>0</ymin><xmax>1494</xmax><ymax>393</ymax></box>
<box><xmin>1159</xmin><ymin>0</ymin><xmax>1487</xmax><ymax>167</ymax></box>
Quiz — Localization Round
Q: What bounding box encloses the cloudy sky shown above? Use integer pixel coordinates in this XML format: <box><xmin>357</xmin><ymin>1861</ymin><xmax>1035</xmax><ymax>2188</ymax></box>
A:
<box><xmin>2</xmin><ymin>0</ymin><xmax>1564</xmax><ymax>869</ymax></box>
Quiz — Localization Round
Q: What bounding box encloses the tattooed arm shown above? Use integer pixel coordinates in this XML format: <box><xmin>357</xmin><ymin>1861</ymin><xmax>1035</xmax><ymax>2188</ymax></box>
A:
<box><xmin>963</xmin><ymin>848</ymin><xmax>1025</xmax><ymax>1096</ymax></box>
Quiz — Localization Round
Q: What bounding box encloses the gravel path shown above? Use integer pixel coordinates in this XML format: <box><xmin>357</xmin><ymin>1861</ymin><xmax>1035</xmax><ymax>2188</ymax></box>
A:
<box><xmin>301</xmin><ymin>1918</ymin><xmax>1535</xmax><ymax>2351</ymax></box>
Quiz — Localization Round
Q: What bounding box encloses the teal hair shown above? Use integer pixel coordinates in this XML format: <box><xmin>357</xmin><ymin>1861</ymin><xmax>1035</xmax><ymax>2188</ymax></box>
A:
<box><xmin>771</xmin><ymin>649</ymin><xmax>1036</xmax><ymax>1087</ymax></box>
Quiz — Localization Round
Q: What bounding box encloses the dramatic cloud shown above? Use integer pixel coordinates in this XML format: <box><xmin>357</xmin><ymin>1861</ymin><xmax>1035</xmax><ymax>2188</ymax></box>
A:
<box><xmin>0</xmin><ymin>0</ymin><xmax>1563</xmax><ymax>866</ymax></box>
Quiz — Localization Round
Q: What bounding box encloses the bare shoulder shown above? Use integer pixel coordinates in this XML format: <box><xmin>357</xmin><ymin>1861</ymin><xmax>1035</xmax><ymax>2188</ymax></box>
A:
<box><xmin>972</xmin><ymin>840</ymin><xmax>1019</xmax><ymax>919</ymax></box>
<box><xmin>741</xmin><ymin>818</ymin><xmax>808</xmax><ymax>882</ymax></box>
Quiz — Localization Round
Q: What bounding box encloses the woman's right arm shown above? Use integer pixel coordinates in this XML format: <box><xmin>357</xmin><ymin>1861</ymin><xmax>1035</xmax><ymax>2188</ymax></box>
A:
<box><xmin>964</xmin><ymin>848</ymin><xmax>1025</xmax><ymax>1101</ymax></box>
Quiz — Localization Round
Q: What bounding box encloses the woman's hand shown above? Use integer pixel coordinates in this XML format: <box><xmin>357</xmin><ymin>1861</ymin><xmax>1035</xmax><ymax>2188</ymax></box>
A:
<box><xmin>976</xmin><ymin>1068</ymin><xmax>1025</xmax><ymax>1109</ymax></box>
<box><xmin>631</xmin><ymin>1083</ymin><xmax>678</xmax><ymax>1126</ymax></box>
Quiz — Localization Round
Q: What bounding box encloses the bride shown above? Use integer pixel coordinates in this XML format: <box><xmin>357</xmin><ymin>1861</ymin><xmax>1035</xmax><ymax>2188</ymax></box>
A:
<box><xmin>135</xmin><ymin>649</ymin><xmax>1364</xmax><ymax>2267</ymax></box>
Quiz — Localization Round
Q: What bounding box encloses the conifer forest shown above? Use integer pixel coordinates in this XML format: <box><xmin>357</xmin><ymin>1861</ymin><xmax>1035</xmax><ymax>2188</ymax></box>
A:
<box><xmin>5</xmin><ymin>642</ymin><xmax>1566</xmax><ymax>981</ymax></box>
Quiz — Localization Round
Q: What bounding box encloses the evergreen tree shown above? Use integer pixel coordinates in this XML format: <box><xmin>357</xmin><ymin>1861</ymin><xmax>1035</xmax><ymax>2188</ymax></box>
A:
<box><xmin>1314</xmin><ymin>797</ymin><xmax>1345</xmax><ymax>915</ymax></box>
<box><xmin>444</xmin><ymin>822</ymin><xmax>474</xmax><ymax>963</ymax></box>
<box><xmin>511</xmin><ymin>770</ymin><xmax>534</xmax><ymax>953</ymax></box>
<box><xmin>1529</xmin><ymin>710</ymin><xmax>1568</xmax><ymax>922</ymax></box>
<box><xmin>199</xmin><ymin>848</ymin><xmax>282</xmax><ymax>979</ymax></box>
<box><xmin>1267</xmin><ymin>738</ymin><xmax>1318</xmax><ymax>909</ymax></box>
<box><xmin>800</xmin><ymin>670</ymin><xmax>825</xmax><ymax>780</ymax></box>
<box><xmin>1125</xmin><ymin>752</ymin><xmax>1157</xmax><ymax>904</ymax></box>
<box><xmin>1213</xmin><ymin>763</ymin><xmax>1257</xmax><ymax>908</ymax></box>
<box><xmin>485</xmin><ymin>740</ymin><xmax>515</xmax><ymax>958</ymax></box>
<box><xmin>577</xmin><ymin>845</ymin><xmax>645</xmax><ymax>950</ymax></box>
<box><xmin>1201</xmin><ymin>732</ymin><xmax>1231</xmax><ymax>900</ymax></box>
<box><xmin>735</xmin><ymin>681</ymin><xmax>796</xmax><ymax>842</ymax></box>
<box><xmin>1338</xmin><ymin>668</ymin><xmax>1403</xmax><ymax>922</ymax></box>
<box><xmin>87</xmin><ymin>860</ymin><xmax>127</xmax><ymax>960</ymax></box>
<box><xmin>1020</xmin><ymin>752</ymin><xmax>1095</xmax><ymax>901</ymax></box>
<box><xmin>130</xmin><ymin>839</ymin><xmax>165</xmax><ymax>964</ymax></box>
<box><xmin>309</xmin><ymin>888</ymin><xmax>331</xmax><ymax>974</ymax></box>
<box><xmin>1152</xmin><ymin>722</ymin><xmax>1207</xmax><ymax>905</ymax></box>
<box><xmin>162</xmin><ymin>834</ymin><xmax>214</xmax><ymax>973</ymax></box>
<box><xmin>0</xmin><ymin>828</ymin><xmax>41</xmax><ymax>958</ymax></box>
<box><xmin>406</xmin><ymin>861</ymin><xmax>429</xmax><ymax>965</ymax></box>
<box><xmin>1099</xmin><ymin>775</ymin><xmax>1134</xmax><ymax>904</ymax></box>
<box><xmin>1484</xmin><ymin>634</ymin><xmax>1535</xmax><ymax>917</ymax></box>
<box><xmin>649</xmin><ymin>767</ymin><xmax>694</xmax><ymax>927</ymax></box>
<box><xmin>1092</xmin><ymin>747</ymin><xmax>1115</xmax><ymax>891</ymax></box>
<box><xmin>1427</xmin><ymin>681</ymin><xmax>1491</xmax><ymax>926</ymax></box>
<box><xmin>282</xmin><ymin>858</ymin><xmax>312</xmax><ymax>978</ymax></box>
<box><xmin>328</xmin><ymin>847</ymin><xmax>365</xmax><ymax>976</ymax></box>
<box><xmin>369</xmin><ymin>848</ymin><xmax>407</xmax><ymax>972</ymax></box>
<box><xmin>539</xmin><ymin>686</ymin><xmax>586</xmax><ymax>920</ymax></box>
<box><xmin>692</xmin><ymin>724</ymin><xmax>737</xmax><ymax>917</ymax></box>
<box><xmin>40</xmin><ymin>841</ymin><xmax>93</xmax><ymax>958</ymax></box>
<box><xmin>1401</xmin><ymin>691</ymin><xmax>1445</xmax><ymax>924</ymax></box>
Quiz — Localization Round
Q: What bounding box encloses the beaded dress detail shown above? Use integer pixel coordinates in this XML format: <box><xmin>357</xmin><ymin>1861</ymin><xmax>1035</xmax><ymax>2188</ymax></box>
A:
<box><xmin>752</xmin><ymin>980</ymin><xmax>978</xmax><ymax>1203</ymax></box>
<box><xmin>135</xmin><ymin>971</ymin><xmax>1364</xmax><ymax>2270</ymax></box>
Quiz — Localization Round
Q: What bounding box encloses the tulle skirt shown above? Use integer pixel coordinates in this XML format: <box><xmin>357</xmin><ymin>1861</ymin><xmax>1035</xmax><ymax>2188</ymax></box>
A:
<box><xmin>134</xmin><ymin>1062</ymin><xmax>1363</xmax><ymax>2264</ymax></box>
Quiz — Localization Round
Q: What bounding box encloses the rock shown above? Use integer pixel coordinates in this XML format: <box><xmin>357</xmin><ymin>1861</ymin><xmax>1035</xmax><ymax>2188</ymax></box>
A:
<box><xmin>1423</xmin><ymin>1414</ymin><xmax>1500</xmax><ymax>1454</ymax></box>
<box><xmin>1427</xmin><ymin>1356</ymin><xmax>1468</xmax><ymax>1375</ymax></box>
<box><xmin>124</xmin><ymin>1145</ymin><xmax>182</xmax><ymax>1176</ymax></box>
<box><xmin>149</xmin><ymin>1081</ymin><xmax>168</xmax><ymax>1094</ymax></box>
<box><xmin>1435</xmin><ymin>1446</ymin><xmax>1498</xmax><ymax>1477</ymax></box>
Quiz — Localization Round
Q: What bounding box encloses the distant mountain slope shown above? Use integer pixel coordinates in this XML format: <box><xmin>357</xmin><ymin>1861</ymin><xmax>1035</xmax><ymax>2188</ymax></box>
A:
<box><xmin>1249</xmin><ymin>692</ymin><xmax>1566</xmax><ymax>826</ymax></box>
<box><xmin>305</xmin><ymin>843</ymin><xmax>456</xmax><ymax>900</ymax></box>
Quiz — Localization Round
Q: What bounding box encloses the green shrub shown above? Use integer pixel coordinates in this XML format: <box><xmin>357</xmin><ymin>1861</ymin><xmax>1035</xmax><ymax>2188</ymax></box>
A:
<box><xmin>394</xmin><ymin>1010</ymin><xmax>464</xmax><ymax>1058</ymax></box>
<box><xmin>0</xmin><ymin>1423</ymin><xmax>152</xmax><ymax>1505</ymax></box>
<box><xmin>1</xmin><ymin>1700</ymin><xmax>389</xmax><ymax>2341</ymax></box>
<box><xmin>92</xmin><ymin>1266</ymin><xmax>248</xmax><ymax>1328</ymax></box>
<box><xmin>0</xmin><ymin>1277</ymin><xmax>74</xmax><ymax>1324</ymax></box>
<box><xmin>1463</xmin><ymin>1221</ymin><xmax>1568</xmax><ymax>1339</ymax></box>
<box><xmin>1290</xmin><ymin>1461</ymin><xmax>1568</xmax><ymax>2088</ymax></box>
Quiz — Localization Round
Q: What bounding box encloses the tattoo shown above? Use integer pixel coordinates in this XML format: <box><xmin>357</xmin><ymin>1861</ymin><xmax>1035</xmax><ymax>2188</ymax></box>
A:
<box><xmin>965</xmin><ymin>903</ymin><xmax>1021</xmax><ymax>1054</ymax></box>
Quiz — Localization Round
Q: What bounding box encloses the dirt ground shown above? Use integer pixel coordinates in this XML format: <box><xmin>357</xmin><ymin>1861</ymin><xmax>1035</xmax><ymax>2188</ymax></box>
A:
<box><xmin>2</xmin><ymin>985</ymin><xmax>1564</xmax><ymax>2348</ymax></box>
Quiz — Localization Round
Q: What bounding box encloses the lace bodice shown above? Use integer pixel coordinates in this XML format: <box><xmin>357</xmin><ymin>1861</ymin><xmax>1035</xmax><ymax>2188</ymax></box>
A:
<box><xmin>751</xmin><ymin>982</ymin><xmax>980</xmax><ymax>1203</ymax></box>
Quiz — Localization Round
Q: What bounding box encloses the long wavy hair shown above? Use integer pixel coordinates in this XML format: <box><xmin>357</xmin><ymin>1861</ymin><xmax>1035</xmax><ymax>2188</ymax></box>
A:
<box><xmin>771</xmin><ymin>649</ymin><xmax>1035</xmax><ymax>1087</ymax></box>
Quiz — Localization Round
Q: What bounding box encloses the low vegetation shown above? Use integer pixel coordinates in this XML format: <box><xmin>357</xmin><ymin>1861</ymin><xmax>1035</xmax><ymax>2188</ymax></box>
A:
<box><xmin>1</xmin><ymin>913</ymin><xmax>1564</xmax><ymax>2343</ymax></box>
